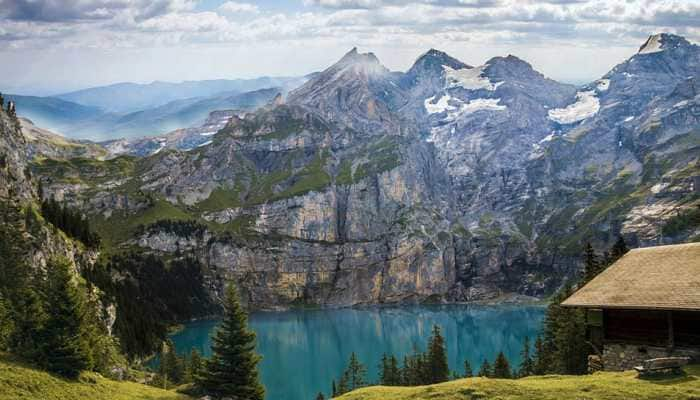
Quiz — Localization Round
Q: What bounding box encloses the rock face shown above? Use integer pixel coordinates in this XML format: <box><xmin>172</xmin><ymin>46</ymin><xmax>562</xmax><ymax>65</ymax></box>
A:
<box><xmin>34</xmin><ymin>34</ymin><xmax>700</xmax><ymax>309</ymax></box>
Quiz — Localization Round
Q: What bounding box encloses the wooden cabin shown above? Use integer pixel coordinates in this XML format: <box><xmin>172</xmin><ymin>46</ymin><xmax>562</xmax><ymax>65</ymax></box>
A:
<box><xmin>562</xmin><ymin>242</ymin><xmax>700</xmax><ymax>371</ymax></box>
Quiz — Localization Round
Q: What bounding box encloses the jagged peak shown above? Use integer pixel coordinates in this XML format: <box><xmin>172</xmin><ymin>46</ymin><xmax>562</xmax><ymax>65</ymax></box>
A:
<box><xmin>410</xmin><ymin>48</ymin><xmax>470</xmax><ymax>72</ymax></box>
<box><xmin>337</xmin><ymin>47</ymin><xmax>381</xmax><ymax>67</ymax></box>
<box><xmin>638</xmin><ymin>33</ymin><xmax>692</xmax><ymax>55</ymax></box>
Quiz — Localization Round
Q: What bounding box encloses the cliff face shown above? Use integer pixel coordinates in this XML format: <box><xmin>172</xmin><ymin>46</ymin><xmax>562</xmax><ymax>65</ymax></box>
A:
<box><xmin>0</xmin><ymin>106</ymin><xmax>101</xmax><ymax>297</ymax></box>
<box><xmin>34</xmin><ymin>34</ymin><xmax>700</xmax><ymax>309</ymax></box>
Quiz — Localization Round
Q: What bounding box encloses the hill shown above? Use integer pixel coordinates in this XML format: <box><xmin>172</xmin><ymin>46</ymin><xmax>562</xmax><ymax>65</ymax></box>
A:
<box><xmin>0</xmin><ymin>353</ymin><xmax>191</xmax><ymax>400</ymax></box>
<box><xmin>337</xmin><ymin>366</ymin><xmax>700</xmax><ymax>400</ymax></box>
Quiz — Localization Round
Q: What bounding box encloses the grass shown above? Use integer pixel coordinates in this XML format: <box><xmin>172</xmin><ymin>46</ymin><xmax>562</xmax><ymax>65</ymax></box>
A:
<box><xmin>92</xmin><ymin>198</ymin><xmax>193</xmax><ymax>251</ymax></box>
<box><xmin>0</xmin><ymin>353</ymin><xmax>191</xmax><ymax>400</ymax></box>
<box><xmin>337</xmin><ymin>366</ymin><xmax>700</xmax><ymax>400</ymax></box>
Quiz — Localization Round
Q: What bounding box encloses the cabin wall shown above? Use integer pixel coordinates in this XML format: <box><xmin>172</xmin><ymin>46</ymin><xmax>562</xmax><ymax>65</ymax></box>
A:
<box><xmin>601</xmin><ymin>343</ymin><xmax>700</xmax><ymax>371</ymax></box>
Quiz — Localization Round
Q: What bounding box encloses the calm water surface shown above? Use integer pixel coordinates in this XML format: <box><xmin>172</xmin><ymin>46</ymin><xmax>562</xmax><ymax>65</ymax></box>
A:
<box><xmin>170</xmin><ymin>305</ymin><xmax>545</xmax><ymax>400</ymax></box>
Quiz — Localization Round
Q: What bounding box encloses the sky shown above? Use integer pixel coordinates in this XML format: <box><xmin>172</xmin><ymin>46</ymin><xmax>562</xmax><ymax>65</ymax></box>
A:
<box><xmin>0</xmin><ymin>0</ymin><xmax>699</xmax><ymax>95</ymax></box>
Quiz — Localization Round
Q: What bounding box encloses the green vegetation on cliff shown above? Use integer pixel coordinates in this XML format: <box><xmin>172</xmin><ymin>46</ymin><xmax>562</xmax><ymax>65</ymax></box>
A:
<box><xmin>336</xmin><ymin>366</ymin><xmax>700</xmax><ymax>400</ymax></box>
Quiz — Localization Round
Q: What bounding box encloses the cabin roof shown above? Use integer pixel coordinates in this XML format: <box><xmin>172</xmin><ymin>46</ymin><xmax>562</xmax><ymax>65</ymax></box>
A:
<box><xmin>562</xmin><ymin>242</ymin><xmax>700</xmax><ymax>311</ymax></box>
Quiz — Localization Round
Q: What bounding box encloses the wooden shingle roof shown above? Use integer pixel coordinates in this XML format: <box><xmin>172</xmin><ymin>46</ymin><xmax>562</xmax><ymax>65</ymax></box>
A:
<box><xmin>562</xmin><ymin>242</ymin><xmax>700</xmax><ymax>311</ymax></box>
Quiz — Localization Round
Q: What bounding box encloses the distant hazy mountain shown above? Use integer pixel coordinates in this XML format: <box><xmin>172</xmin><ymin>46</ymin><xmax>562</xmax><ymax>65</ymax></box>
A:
<box><xmin>56</xmin><ymin>77</ymin><xmax>308</xmax><ymax>113</ymax></box>
<box><xmin>83</xmin><ymin>87</ymin><xmax>281</xmax><ymax>140</ymax></box>
<box><xmin>8</xmin><ymin>87</ymin><xmax>282</xmax><ymax>141</ymax></box>
<box><xmin>5</xmin><ymin>94</ymin><xmax>106</xmax><ymax>134</ymax></box>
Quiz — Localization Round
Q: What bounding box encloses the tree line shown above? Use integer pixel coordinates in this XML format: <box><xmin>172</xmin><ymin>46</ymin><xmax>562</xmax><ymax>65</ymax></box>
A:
<box><xmin>41</xmin><ymin>197</ymin><xmax>101</xmax><ymax>248</ymax></box>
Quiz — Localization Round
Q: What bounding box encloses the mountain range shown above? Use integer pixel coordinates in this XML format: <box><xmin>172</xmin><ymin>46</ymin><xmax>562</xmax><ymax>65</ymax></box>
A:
<box><xmin>21</xmin><ymin>33</ymin><xmax>700</xmax><ymax>309</ymax></box>
<box><xmin>4</xmin><ymin>76</ymin><xmax>307</xmax><ymax>140</ymax></box>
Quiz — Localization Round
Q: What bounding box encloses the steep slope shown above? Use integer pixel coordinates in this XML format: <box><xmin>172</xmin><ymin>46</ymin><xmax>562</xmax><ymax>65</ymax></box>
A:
<box><xmin>529</xmin><ymin>33</ymin><xmax>700</xmax><ymax>249</ymax></box>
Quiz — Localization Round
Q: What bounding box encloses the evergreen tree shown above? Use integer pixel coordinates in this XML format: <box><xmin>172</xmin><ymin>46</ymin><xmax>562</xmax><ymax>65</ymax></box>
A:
<box><xmin>492</xmin><ymin>352</ymin><xmax>512</xmax><ymax>379</ymax></box>
<box><xmin>159</xmin><ymin>339</ymin><xmax>184</xmax><ymax>387</ymax></box>
<box><xmin>186</xmin><ymin>348</ymin><xmax>203</xmax><ymax>383</ymax></box>
<box><xmin>608</xmin><ymin>236</ymin><xmax>628</xmax><ymax>264</ymax></box>
<box><xmin>196</xmin><ymin>282</ymin><xmax>264</xmax><ymax>400</ymax></box>
<box><xmin>518</xmin><ymin>336</ymin><xmax>534</xmax><ymax>378</ymax></box>
<box><xmin>541</xmin><ymin>285</ymin><xmax>588</xmax><ymax>375</ymax></box>
<box><xmin>331</xmin><ymin>380</ymin><xmax>337</xmax><ymax>398</ymax></box>
<box><xmin>532</xmin><ymin>335</ymin><xmax>548</xmax><ymax>375</ymax></box>
<box><xmin>316</xmin><ymin>392</ymin><xmax>325</xmax><ymax>400</ymax></box>
<box><xmin>39</xmin><ymin>258</ymin><xmax>91</xmax><ymax>378</ymax></box>
<box><xmin>426</xmin><ymin>325</ymin><xmax>449</xmax><ymax>384</ymax></box>
<box><xmin>463</xmin><ymin>359</ymin><xmax>473</xmax><ymax>378</ymax></box>
<box><xmin>581</xmin><ymin>242</ymin><xmax>600</xmax><ymax>284</ymax></box>
<box><xmin>477</xmin><ymin>359</ymin><xmax>492</xmax><ymax>377</ymax></box>
<box><xmin>339</xmin><ymin>352</ymin><xmax>366</xmax><ymax>393</ymax></box>
<box><xmin>387</xmin><ymin>355</ymin><xmax>401</xmax><ymax>385</ymax></box>
<box><xmin>0</xmin><ymin>294</ymin><xmax>12</xmax><ymax>350</ymax></box>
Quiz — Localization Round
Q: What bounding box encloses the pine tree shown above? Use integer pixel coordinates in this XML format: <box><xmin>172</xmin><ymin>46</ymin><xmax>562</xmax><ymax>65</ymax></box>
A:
<box><xmin>316</xmin><ymin>392</ymin><xmax>325</xmax><ymax>400</ymax></box>
<box><xmin>477</xmin><ymin>359</ymin><xmax>492</xmax><ymax>377</ymax></box>
<box><xmin>39</xmin><ymin>258</ymin><xmax>91</xmax><ymax>378</ymax></box>
<box><xmin>463</xmin><ymin>359</ymin><xmax>473</xmax><ymax>378</ymax></box>
<box><xmin>518</xmin><ymin>336</ymin><xmax>534</xmax><ymax>377</ymax></box>
<box><xmin>492</xmin><ymin>352</ymin><xmax>512</xmax><ymax>378</ymax></box>
<box><xmin>331</xmin><ymin>380</ymin><xmax>337</xmax><ymax>397</ymax></box>
<box><xmin>379</xmin><ymin>353</ymin><xmax>401</xmax><ymax>386</ymax></box>
<box><xmin>532</xmin><ymin>335</ymin><xmax>548</xmax><ymax>375</ymax></box>
<box><xmin>582</xmin><ymin>242</ymin><xmax>600</xmax><ymax>284</ymax></box>
<box><xmin>186</xmin><ymin>348</ymin><xmax>203</xmax><ymax>383</ymax></box>
<box><xmin>340</xmin><ymin>352</ymin><xmax>366</xmax><ymax>393</ymax></box>
<box><xmin>160</xmin><ymin>339</ymin><xmax>183</xmax><ymax>386</ymax></box>
<box><xmin>196</xmin><ymin>282</ymin><xmax>264</xmax><ymax>399</ymax></box>
<box><xmin>379</xmin><ymin>353</ymin><xmax>389</xmax><ymax>385</ymax></box>
<box><xmin>0</xmin><ymin>293</ymin><xmax>12</xmax><ymax>350</ymax></box>
<box><xmin>608</xmin><ymin>236</ymin><xmax>628</xmax><ymax>264</ymax></box>
<box><xmin>426</xmin><ymin>325</ymin><xmax>449</xmax><ymax>384</ymax></box>
<box><xmin>387</xmin><ymin>355</ymin><xmax>401</xmax><ymax>385</ymax></box>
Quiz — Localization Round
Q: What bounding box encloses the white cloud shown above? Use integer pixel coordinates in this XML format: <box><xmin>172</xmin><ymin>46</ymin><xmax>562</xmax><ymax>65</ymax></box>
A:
<box><xmin>218</xmin><ymin>1</ymin><xmax>260</xmax><ymax>14</ymax></box>
<box><xmin>1</xmin><ymin>0</ymin><xmax>700</xmax><ymax>92</ymax></box>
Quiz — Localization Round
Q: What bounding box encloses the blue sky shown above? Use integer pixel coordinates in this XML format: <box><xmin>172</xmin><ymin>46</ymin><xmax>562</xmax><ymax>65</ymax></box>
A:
<box><xmin>1</xmin><ymin>0</ymin><xmax>699</xmax><ymax>95</ymax></box>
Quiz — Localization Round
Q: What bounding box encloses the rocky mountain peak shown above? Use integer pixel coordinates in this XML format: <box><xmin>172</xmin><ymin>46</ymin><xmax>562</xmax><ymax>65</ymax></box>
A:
<box><xmin>638</xmin><ymin>33</ymin><xmax>692</xmax><ymax>55</ymax></box>
<box><xmin>409</xmin><ymin>48</ymin><xmax>470</xmax><ymax>74</ymax></box>
<box><xmin>483</xmin><ymin>54</ymin><xmax>538</xmax><ymax>79</ymax></box>
<box><xmin>332</xmin><ymin>47</ymin><xmax>388</xmax><ymax>77</ymax></box>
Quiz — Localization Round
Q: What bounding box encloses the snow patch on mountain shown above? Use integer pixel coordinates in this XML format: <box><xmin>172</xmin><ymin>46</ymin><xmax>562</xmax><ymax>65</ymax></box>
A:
<box><xmin>548</xmin><ymin>90</ymin><xmax>600</xmax><ymax>124</ymax></box>
<box><xmin>458</xmin><ymin>98</ymin><xmax>506</xmax><ymax>116</ymax></box>
<box><xmin>424</xmin><ymin>95</ymin><xmax>454</xmax><ymax>114</ymax></box>
<box><xmin>444</xmin><ymin>65</ymin><xmax>501</xmax><ymax>91</ymax></box>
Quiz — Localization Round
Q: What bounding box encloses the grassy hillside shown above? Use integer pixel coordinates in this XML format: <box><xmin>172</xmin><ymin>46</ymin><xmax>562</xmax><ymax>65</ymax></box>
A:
<box><xmin>337</xmin><ymin>366</ymin><xmax>700</xmax><ymax>400</ymax></box>
<box><xmin>0</xmin><ymin>354</ymin><xmax>191</xmax><ymax>400</ymax></box>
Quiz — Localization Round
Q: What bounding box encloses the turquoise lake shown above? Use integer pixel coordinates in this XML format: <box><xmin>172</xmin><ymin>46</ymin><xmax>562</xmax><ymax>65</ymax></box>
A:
<box><xmin>170</xmin><ymin>305</ymin><xmax>545</xmax><ymax>400</ymax></box>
